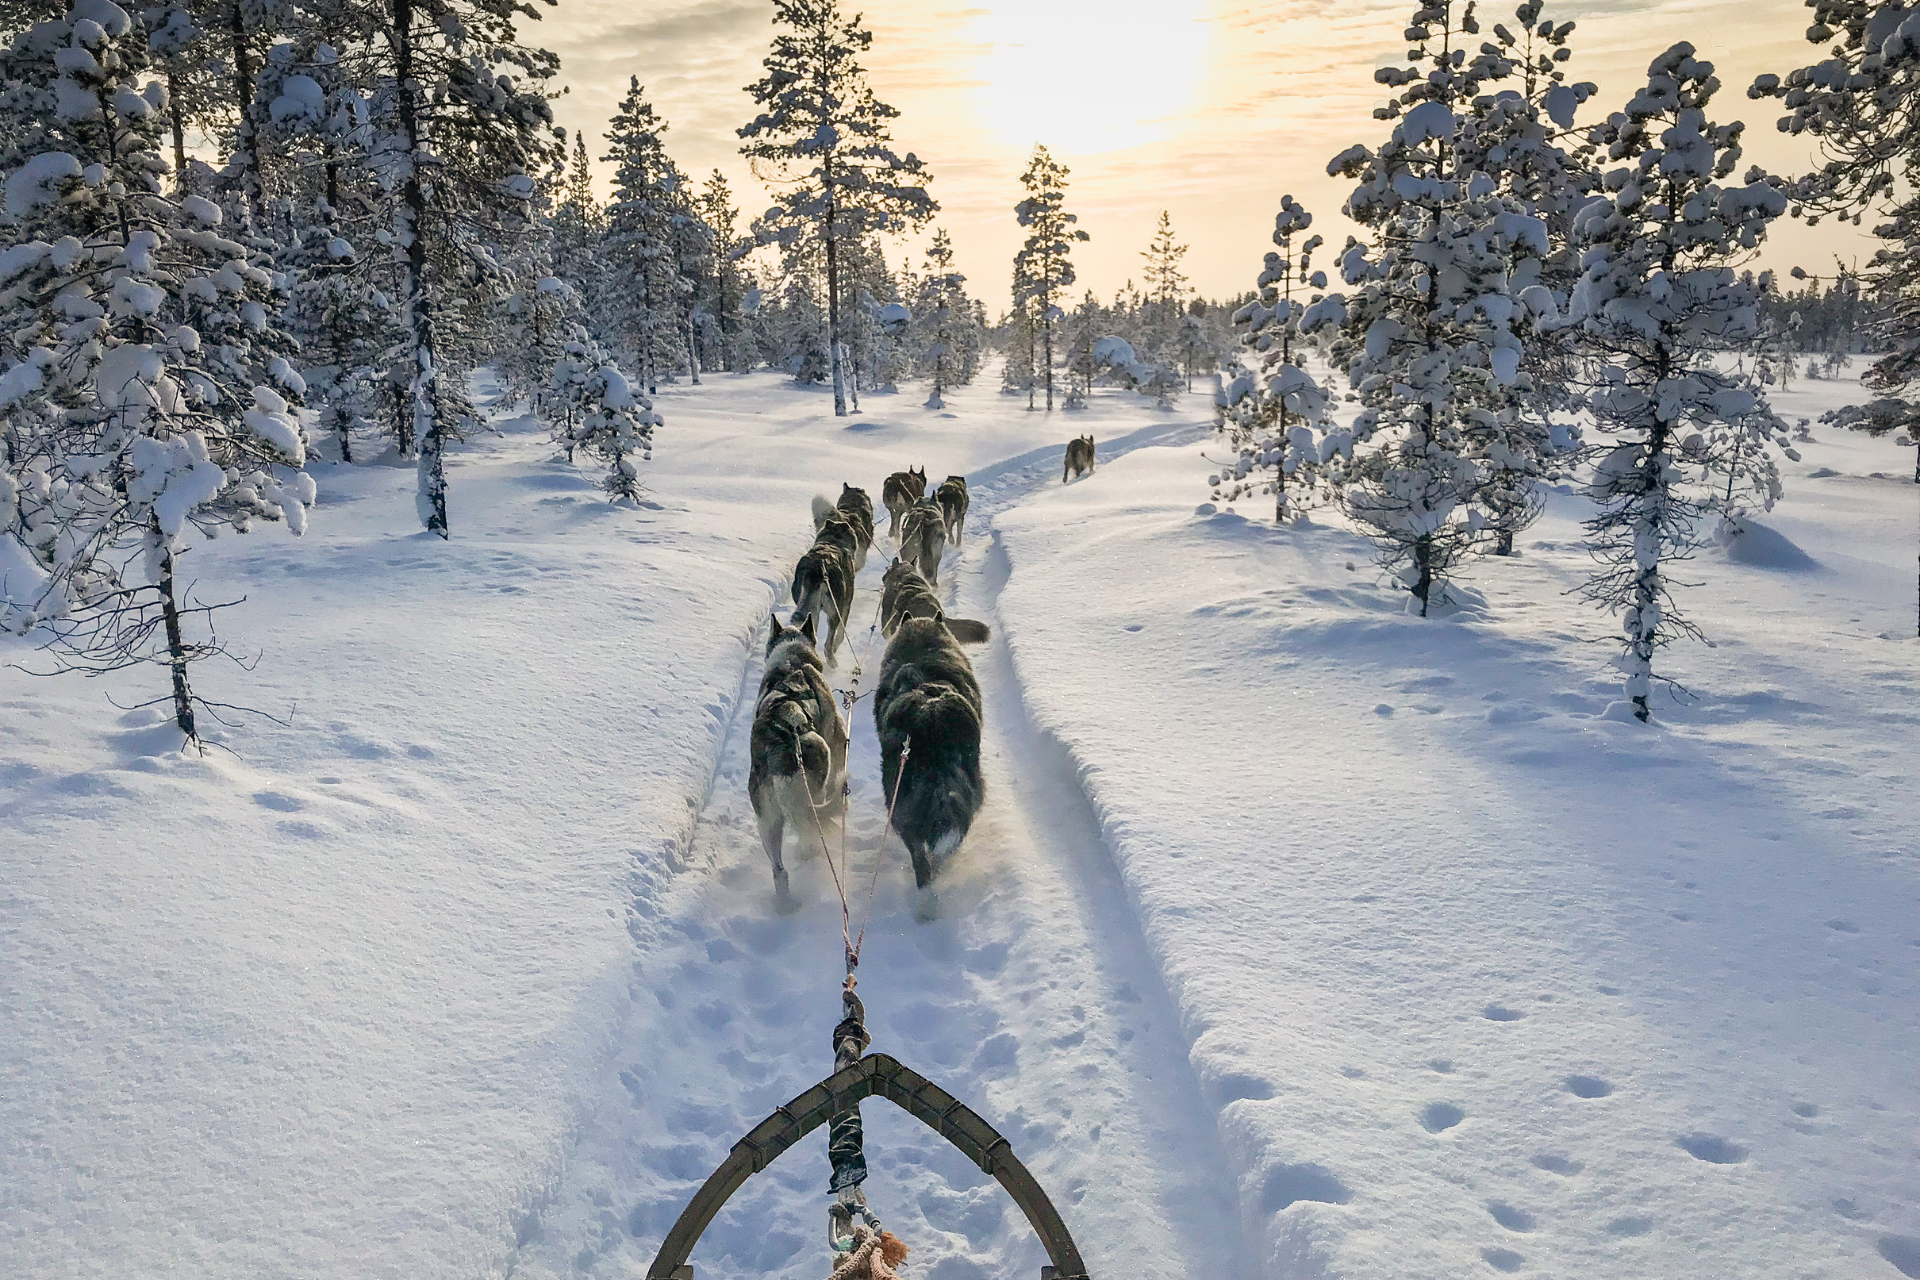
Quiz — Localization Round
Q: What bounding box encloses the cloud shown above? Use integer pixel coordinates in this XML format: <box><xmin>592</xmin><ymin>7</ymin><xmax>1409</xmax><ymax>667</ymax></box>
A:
<box><xmin>601</xmin><ymin>0</ymin><xmax>765</xmax><ymax>46</ymax></box>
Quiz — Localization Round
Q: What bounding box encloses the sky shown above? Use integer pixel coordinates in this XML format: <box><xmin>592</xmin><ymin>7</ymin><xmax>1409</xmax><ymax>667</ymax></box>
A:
<box><xmin>526</xmin><ymin>0</ymin><xmax>1874</xmax><ymax>314</ymax></box>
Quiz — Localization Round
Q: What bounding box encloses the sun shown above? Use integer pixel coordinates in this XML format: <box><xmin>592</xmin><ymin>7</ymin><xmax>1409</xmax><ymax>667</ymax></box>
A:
<box><xmin>969</xmin><ymin>0</ymin><xmax>1212</xmax><ymax>156</ymax></box>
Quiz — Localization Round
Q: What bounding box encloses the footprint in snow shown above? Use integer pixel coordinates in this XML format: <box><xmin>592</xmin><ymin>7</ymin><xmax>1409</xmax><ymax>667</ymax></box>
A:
<box><xmin>1481</xmin><ymin>1247</ymin><xmax>1525</xmax><ymax>1272</ymax></box>
<box><xmin>1676</xmin><ymin>1133</ymin><xmax>1747</xmax><ymax>1164</ymax></box>
<box><xmin>1420</xmin><ymin>1102</ymin><xmax>1465</xmax><ymax>1133</ymax></box>
<box><xmin>1530</xmin><ymin>1153</ymin><xmax>1581</xmax><ymax>1176</ymax></box>
<box><xmin>1487</xmin><ymin>1202</ymin><xmax>1536</xmax><ymax>1232</ymax></box>
<box><xmin>1566</xmin><ymin>1075</ymin><xmax>1613</xmax><ymax>1098</ymax></box>
<box><xmin>1483</xmin><ymin>1004</ymin><xmax>1525</xmax><ymax>1022</ymax></box>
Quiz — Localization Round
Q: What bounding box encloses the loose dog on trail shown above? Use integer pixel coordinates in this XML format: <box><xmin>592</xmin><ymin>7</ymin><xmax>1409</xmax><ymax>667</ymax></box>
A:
<box><xmin>811</xmin><ymin>484</ymin><xmax>874</xmax><ymax>571</ymax></box>
<box><xmin>790</xmin><ymin>514</ymin><xmax>856</xmax><ymax>666</ymax></box>
<box><xmin>881</xmin><ymin>558</ymin><xmax>989</xmax><ymax>643</ymax></box>
<box><xmin>934</xmin><ymin>475</ymin><xmax>969</xmax><ymax>547</ymax></box>
<box><xmin>749</xmin><ymin>614</ymin><xmax>849</xmax><ymax>901</ymax></box>
<box><xmin>882</xmin><ymin>467</ymin><xmax>927</xmax><ymax>535</ymax></box>
<box><xmin>874</xmin><ymin>614</ymin><xmax>987</xmax><ymax>892</ymax></box>
<box><xmin>896</xmin><ymin>495</ymin><xmax>946</xmax><ymax>586</ymax></box>
<box><xmin>1064</xmin><ymin>434</ymin><xmax>1096</xmax><ymax>482</ymax></box>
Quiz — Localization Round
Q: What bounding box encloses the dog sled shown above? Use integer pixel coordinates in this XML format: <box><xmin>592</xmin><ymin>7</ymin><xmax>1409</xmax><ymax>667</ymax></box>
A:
<box><xmin>645</xmin><ymin>980</ymin><xmax>1089</xmax><ymax>1280</ymax></box>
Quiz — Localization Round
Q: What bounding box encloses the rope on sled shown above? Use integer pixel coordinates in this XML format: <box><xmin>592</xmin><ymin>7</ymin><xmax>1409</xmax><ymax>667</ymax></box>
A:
<box><xmin>827</xmin><ymin>1224</ymin><xmax>910</xmax><ymax>1280</ymax></box>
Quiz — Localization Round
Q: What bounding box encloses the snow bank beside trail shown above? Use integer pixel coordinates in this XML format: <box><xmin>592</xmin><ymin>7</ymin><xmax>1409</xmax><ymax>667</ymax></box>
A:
<box><xmin>991</xmin><ymin>443</ymin><xmax>1917</xmax><ymax>1280</ymax></box>
<box><xmin>0</xmin><ymin>370</ymin><xmax>1127</xmax><ymax>1278</ymax></box>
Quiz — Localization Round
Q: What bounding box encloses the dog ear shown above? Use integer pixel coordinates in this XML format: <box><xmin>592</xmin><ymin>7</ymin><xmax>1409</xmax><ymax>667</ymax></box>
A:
<box><xmin>800</xmin><ymin>615</ymin><xmax>817</xmax><ymax>644</ymax></box>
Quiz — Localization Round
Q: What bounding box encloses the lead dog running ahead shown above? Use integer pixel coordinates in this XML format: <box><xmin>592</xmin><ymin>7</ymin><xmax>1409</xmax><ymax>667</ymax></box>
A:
<box><xmin>1064</xmin><ymin>434</ymin><xmax>1095</xmax><ymax>482</ymax></box>
<box><xmin>874</xmin><ymin>613</ymin><xmax>987</xmax><ymax>893</ymax></box>
<box><xmin>750</xmin><ymin>614</ymin><xmax>849</xmax><ymax>902</ymax></box>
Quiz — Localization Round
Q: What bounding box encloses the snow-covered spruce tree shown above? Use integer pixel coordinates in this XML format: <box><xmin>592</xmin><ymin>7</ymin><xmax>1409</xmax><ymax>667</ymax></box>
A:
<box><xmin>1013</xmin><ymin>144</ymin><xmax>1086</xmax><ymax>411</ymax></box>
<box><xmin>1060</xmin><ymin>289</ymin><xmax>1100</xmax><ymax>408</ymax></box>
<box><xmin>601</xmin><ymin>80</ymin><xmax>688</xmax><ymax>394</ymax></box>
<box><xmin>1456</xmin><ymin>0</ymin><xmax>1598</xmax><ymax>551</ymax></box>
<box><xmin>1565</xmin><ymin>42</ymin><xmax>1792</xmax><ymax>721</ymax></box>
<box><xmin>567</xmin><ymin>353</ymin><xmax>656</xmax><ymax>501</ymax></box>
<box><xmin>254</xmin><ymin>39</ymin><xmax>398</xmax><ymax>465</ymax></box>
<box><xmin>549</xmin><ymin>131</ymin><xmax>607</xmax><ymax>337</ymax></box>
<box><xmin>738</xmin><ymin>0</ymin><xmax>935</xmax><ymax>417</ymax></box>
<box><xmin>696</xmin><ymin>169</ymin><xmax>757</xmax><ymax>372</ymax></box>
<box><xmin>0</xmin><ymin>0</ymin><xmax>315</xmax><ymax>741</ymax></box>
<box><xmin>1212</xmin><ymin>195</ymin><xmax>1344</xmax><ymax>521</ymax></box>
<box><xmin>1324</xmin><ymin>0</ymin><xmax>1552</xmax><ymax>612</ymax></box>
<box><xmin>1138</xmin><ymin>209</ymin><xmax>1189</xmax><ymax>362</ymax></box>
<box><xmin>1753</xmin><ymin>0</ymin><xmax>1918</xmax><ymax>459</ymax></box>
<box><xmin>354</xmin><ymin>0</ymin><xmax>558</xmax><ymax>535</ymax></box>
<box><xmin>910</xmin><ymin>228</ymin><xmax>979</xmax><ymax>408</ymax></box>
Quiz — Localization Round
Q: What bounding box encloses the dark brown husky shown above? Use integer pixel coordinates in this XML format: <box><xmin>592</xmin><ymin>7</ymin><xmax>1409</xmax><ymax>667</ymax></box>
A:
<box><xmin>882</xmin><ymin>466</ymin><xmax>928</xmax><ymax>535</ymax></box>
<box><xmin>1064</xmin><ymin>435</ymin><xmax>1095</xmax><ymax>483</ymax></box>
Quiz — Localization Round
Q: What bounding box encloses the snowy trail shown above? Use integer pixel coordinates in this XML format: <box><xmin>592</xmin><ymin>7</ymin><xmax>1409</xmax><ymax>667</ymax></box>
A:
<box><xmin>510</xmin><ymin>419</ymin><xmax>1239</xmax><ymax>1280</ymax></box>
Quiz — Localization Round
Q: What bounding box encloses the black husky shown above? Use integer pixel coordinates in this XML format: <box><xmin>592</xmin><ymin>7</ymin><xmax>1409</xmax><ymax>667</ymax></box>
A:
<box><xmin>874</xmin><ymin>614</ymin><xmax>987</xmax><ymax>891</ymax></box>
<box><xmin>812</xmin><ymin>484</ymin><xmax>874</xmax><ymax>570</ymax></box>
<box><xmin>935</xmin><ymin>475</ymin><xmax>969</xmax><ymax>547</ymax></box>
<box><xmin>881</xmin><ymin>558</ymin><xmax>988</xmax><ymax>643</ymax></box>
<box><xmin>750</xmin><ymin>614</ymin><xmax>849</xmax><ymax>901</ymax></box>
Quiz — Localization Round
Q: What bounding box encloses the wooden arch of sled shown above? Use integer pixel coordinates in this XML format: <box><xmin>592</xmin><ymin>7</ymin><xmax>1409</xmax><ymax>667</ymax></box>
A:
<box><xmin>645</xmin><ymin>1052</ymin><xmax>1090</xmax><ymax>1280</ymax></box>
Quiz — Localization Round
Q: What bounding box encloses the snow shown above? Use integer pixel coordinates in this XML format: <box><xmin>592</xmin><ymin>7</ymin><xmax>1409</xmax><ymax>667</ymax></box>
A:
<box><xmin>1</xmin><ymin>364</ymin><xmax>1913</xmax><ymax>1280</ymax></box>
<box><xmin>5</xmin><ymin>152</ymin><xmax>81</xmax><ymax>216</ymax></box>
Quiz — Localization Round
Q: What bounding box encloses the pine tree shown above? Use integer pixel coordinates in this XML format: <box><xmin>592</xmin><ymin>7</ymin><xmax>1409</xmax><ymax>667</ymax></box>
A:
<box><xmin>1566</xmin><ymin>43</ymin><xmax>1793</xmax><ymax>720</ymax></box>
<box><xmin>1752</xmin><ymin>0</ymin><xmax>1919</xmax><ymax>503</ymax></box>
<box><xmin>1139</xmin><ymin>209</ymin><xmax>1189</xmax><ymax>360</ymax></box>
<box><xmin>1213</xmin><ymin>195</ymin><xmax>1342</xmax><ymax>521</ymax></box>
<box><xmin>696</xmin><ymin>169</ymin><xmax>756</xmax><ymax>372</ymax></box>
<box><xmin>1013</xmin><ymin>144</ymin><xmax>1086</xmax><ymax>412</ymax></box>
<box><xmin>602</xmin><ymin>80</ymin><xmax>689</xmax><ymax>394</ymax></box>
<box><xmin>910</xmin><ymin>228</ymin><xmax>980</xmax><ymax>408</ymax></box>
<box><xmin>0</xmin><ymin>0</ymin><xmax>315</xmax><ymax>741</ymax></box>
<box><xmin>1324</xmin><ymin>0</ymin><xmax>1551</xmax><ymax>613</ymax></box>
<box><xmin>355</xmin><ymin>0</ymin><xmax>559</xmax><ymax>536</ymax></box>
<box><xmin>738</xmin><ymin>0</ymin><xmax>936</xmax><ymax>417</ymax></box>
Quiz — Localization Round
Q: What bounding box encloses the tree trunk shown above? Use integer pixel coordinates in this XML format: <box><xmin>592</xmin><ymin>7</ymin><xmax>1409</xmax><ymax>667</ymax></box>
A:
<box><xmin>686</xmin><ymin>316</ymin><xmax>701</xmax><ymax>386</ymax></box>
<box><xmin>153</xmin><ymin>521</ymin><xmax>198</xmax><ymax>742</ymax></box>
<box><xmin>228</xmin><ymin>0</ymin><xmax>265</xmax><ymax>231</ymax></box>
<box><xmin>1412</xmin><ymin>534</ymin><xmax>1433</xmax><ymax>618</ymax></box>
<box><xmin>390</xmin><ymin>0</ymin><xmax>446</xmax><ymax>537</ymax></box>
<box><xmin>825</xmin><ymin>225</ymin><xmax>846</xmax><ymax>416</ymax></box>
<box><xmin>1043</xmin><ymin>310</ymin><xmax>1054</xmax><ymax>411</ymax></box>
<box><xmin>168</xmin><ymin>72</ymin><xmax>188</xmax><ymax>193</ymax></box>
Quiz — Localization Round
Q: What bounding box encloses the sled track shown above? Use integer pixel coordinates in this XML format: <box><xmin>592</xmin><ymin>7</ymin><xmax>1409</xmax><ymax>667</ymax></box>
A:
<box><xmin>509</xmin><ymin>419</ymin><xmax>1237</xmax><ymax>1280</ymax></box>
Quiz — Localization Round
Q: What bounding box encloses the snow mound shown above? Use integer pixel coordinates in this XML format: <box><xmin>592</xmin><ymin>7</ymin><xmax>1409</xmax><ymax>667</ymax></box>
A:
<box><xmin>1713</xmin><ymin>517</ymin><xmax>1819</xmax><ymax>571</ymax></box>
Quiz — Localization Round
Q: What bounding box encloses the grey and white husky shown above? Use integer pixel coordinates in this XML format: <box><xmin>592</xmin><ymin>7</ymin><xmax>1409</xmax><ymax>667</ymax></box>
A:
<box><xmin>882</xmin><ymin>467</ymin><xmax>927</xmax><ymax>535</ymax></box>
<box><xmin>1064</xmin><ymin>434</ymin><xmax>1095</xmax><ymax>482</ymax></box>
<box><xmin>934</xmin><ymin>475</ymin><xmax>969</xmax><ymax>547</ymax></box>
<box><xmin>873</xmin><ymin>614</ymin><xmax>986</xmax><ymax>891</ymax></box>
<box><xmin>791</xmin><ymin>518</ymin><xmax>855</xmax><ymax>666</ymax></box>
<box><xmin>750</xmin><ymin>614</ymin><xmax>849</xmax><ymax>901</ymax></box>
<box><xmin>811</xmin><ymin>484</ymin><xmax>875</xmax><ymax>571</ymax></box>
<box><xmin>880</xmin><ymin>557</ymin><xmax>988</xmax><ymax>643</ymax></box>
<box><xmin>896</xmin><ymin>495</ymin><xmax>946</xmax><ymax>586</ymax></box>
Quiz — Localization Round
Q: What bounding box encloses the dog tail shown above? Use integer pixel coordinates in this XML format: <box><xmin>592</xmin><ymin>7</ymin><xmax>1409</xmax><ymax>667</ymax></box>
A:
<box><xmin>811</xmin><ymin>494</ymin><xmax>835</xmax><ymax>530</ymax></box>
<box><xmin>943</xmin><ymin>617</ymin><xmax>990</xmax><ymax>645</ymax></box>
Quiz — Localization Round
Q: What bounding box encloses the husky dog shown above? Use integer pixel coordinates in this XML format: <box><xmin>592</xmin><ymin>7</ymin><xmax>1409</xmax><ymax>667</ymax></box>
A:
<box><xmin>896</xmin><ymin>495</ymin><xmax>946</xmax><ymax>586</ymax></box>
<box><xmin>881</xmin><ymin>557</ymin><xmax>989</xmax><ymax>642</ymax></box>
<box><xmin>874</xmin><ymin>614</ymin><xmax>987</xmax><ymax>890</ymax></box>
<box><xmin>791</xmin><ymin>527</ymin><xmax>855</xmax><ymax>666</ymax></box>
<box><xmin>882</xmin><ymin>466</ymin><xmax>928</xmax><ymax>535</ymax></box>
<box><xmin>1064</xmin><ymin>435</ymin><xmax>1095</xmax><ymax>482</ymax></box>
<box><xmin>749</xmin><ymin>614</ymin><xmax>850</xmax><ymax>900</ymax></box>
<box><xmin>934</xmin><ymin>475</ymin><xmax>969</xmax><ymax>547</ymax></box>
<box><xmin>812</xmin><ymin>507</ymin><xmax>864</xmax><ymax>572</ymax></box>
<box><xmin>811</xmin><ymin>484</ymin><xmax>875</xmax><ymax>570</ymax></box>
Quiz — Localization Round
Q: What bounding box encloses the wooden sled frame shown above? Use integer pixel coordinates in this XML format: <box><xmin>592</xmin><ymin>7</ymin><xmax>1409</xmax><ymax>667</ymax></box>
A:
<box><xmin>645</xmin><ymin>1052</ymin><xmax>1090</xmax><ymax>1280</ymax></box>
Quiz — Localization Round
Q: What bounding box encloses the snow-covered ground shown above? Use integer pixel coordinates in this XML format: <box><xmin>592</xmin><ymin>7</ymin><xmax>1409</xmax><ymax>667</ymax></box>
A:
<box><xmin>2</xmin><ymin>363</ymin><xmax>1914</xmax><ymax>1279</ymax></box>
